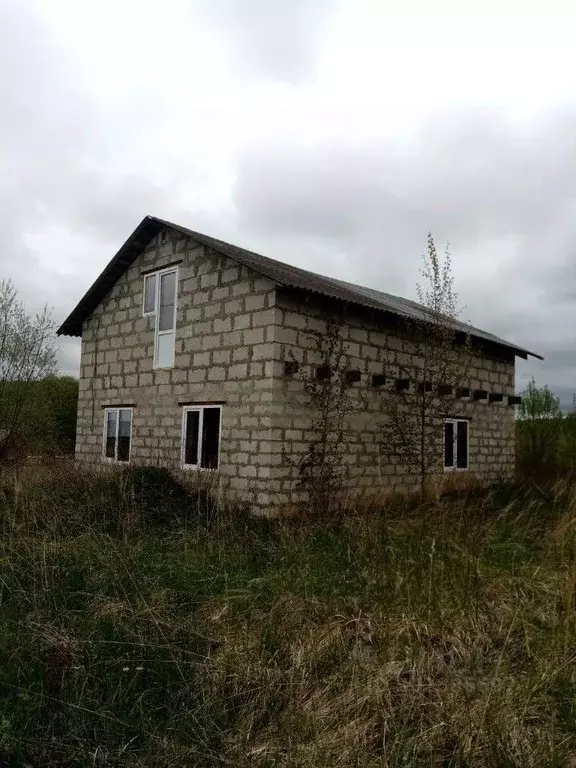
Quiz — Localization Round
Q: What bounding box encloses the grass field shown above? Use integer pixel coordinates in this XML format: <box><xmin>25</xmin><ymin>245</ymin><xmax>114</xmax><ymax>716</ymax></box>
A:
<box><xmin>1</xmin><ymin>465</ymin><xmax>576</xmax><ymax>766</ymax></box>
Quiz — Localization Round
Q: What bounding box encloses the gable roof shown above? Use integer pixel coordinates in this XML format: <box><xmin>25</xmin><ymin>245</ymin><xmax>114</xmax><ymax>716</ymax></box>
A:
<box><xmin>57</xmin><ymin>215</ymin><xmax>542</xmax><ymax>360</ymax></box>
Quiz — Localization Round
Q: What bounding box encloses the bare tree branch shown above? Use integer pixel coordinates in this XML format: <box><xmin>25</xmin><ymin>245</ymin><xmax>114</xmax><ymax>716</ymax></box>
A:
<box><xmin>292</xmin><ymin>313</ymin><xmax>365</xmax><ymax>515</ymax></box>
<box><xmin>0</xmin><ymin>279</ymin><xmax>58</xmax><ymax>450</ymax></box>
<box><xmin>382</xmin><ymin>234</ymin><xmax>472</xmax><ymax>497</ymax></box>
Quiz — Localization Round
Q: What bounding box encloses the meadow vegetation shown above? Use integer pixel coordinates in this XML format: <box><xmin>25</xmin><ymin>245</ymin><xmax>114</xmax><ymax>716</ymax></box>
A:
<box><xmin>2</xmin><ymin>461</ymin><xmax>576</xmax><ymax>767</ymax></box>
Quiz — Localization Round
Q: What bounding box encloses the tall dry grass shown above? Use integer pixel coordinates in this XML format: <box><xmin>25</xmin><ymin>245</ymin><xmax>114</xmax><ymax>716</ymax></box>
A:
<box><xmin>2</xmin><ymin>466</ymin><xmax>576</xmax><ymax>766</ymax></box>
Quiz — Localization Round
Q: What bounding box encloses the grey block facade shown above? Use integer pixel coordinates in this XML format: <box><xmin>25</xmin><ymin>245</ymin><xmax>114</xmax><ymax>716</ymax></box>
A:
<box><xmin>271</xmin><ymin>292</ymin><xmax>516</xmax><ymax>506</ymax></box>
<box><xmin>70</xmin><ymin>221</ymin><xmax>527</xmax><ymax>514</ymax></box>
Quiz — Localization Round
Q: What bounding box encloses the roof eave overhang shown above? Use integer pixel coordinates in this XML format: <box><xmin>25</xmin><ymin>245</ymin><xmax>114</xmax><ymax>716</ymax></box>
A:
<box><xmin>56</xmin><ymin>216</ymin><xmax>163</xmax><ymax>337</ymax></box>
<box><xmin>277</xmin><ymin>285</ymin><xmax>543</xmax><ymax>363</ymax></box>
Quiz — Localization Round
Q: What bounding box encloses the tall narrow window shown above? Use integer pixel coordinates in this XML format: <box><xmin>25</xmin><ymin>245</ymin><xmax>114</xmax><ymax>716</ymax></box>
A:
<box><xmin>105</xmin><ymin>410</ymin><xmax>117</xmax><ymax>459</ymax></box>
<box><xmin>201</xmin><ymin>407</ymin><xmax>221</xmax><ymax>469</ymax></box>
<box><xmin>444</xmin><ymin>418</ymin><xmax>468</xmax><ymax>471</ymax></box>
<box><xmin>104</xmin><ymin>408</ymin><xmax>132</xmax><ymax>462</ymax></box>
<box><xmin>444</xmin><ymin>420</ymin><xmax>454</xmax><ymax>469</ymax></box>
<box><xmin>181</xmin><ymin>406</ymin><xmax>222</xmax><ymax>470</ymax></box>
<box><xmin>184</xmin><ymin>409</ymin><xmax>200</xmax><ymax>467</ymax></box>
<box><xmin>456</xmin><ymin>420</ymin><xmax>468</xmax><ymax>469</ymax></box>
<box><xmin>142</xmin><ymin>266</ymin><xmax>178</xmax><ymax>368</ymax></box>
<box><xmin>156</xmin><ymin>270</ymin><xmax>176</xmax><ymax>368</ymax></box>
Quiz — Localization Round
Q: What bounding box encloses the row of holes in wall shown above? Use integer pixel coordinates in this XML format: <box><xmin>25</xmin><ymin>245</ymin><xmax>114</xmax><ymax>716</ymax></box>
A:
<box><xmin>283</xmin><ymin>362</ymin><xmax>522</xmax><ymax>406</ymax></box>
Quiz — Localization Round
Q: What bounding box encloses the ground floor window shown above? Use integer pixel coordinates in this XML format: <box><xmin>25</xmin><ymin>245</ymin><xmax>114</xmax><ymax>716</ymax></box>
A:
<box><xmin>181</xmin><ymin>406</ymin><xmax>222</xmax><ymax>470</ymax></box>
<box><xmin>104</xmin><ymin>408</ymin><xmax>132</xmax><ymax>462</ymax></box>
<box><xmin>444</xmin><ymin>418</ymin><xmax>468</xmax><ymax>470</ymax></box>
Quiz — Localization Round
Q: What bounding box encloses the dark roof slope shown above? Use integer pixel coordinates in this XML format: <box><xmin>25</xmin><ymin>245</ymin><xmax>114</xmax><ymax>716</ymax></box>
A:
<box><xmin>57</xmin><ymin>215</ymin><xmax>542</xmax><ymax>360</ymax></box>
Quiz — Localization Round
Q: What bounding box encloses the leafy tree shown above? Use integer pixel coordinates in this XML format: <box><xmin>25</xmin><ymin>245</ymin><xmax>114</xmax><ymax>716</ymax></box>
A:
<box><xmin>518</xmin><ymin>378</ymin><xmax>562</xmax><ymax>421</ymax></box>
<box><xmin>382</xmin><ymin>234</ymin><xmax>472</xmax><ymax>497</ymax></box>
<box><xmin>517</xmin><ymin>378</ymin><xmax>562</xmax><ymax>476</ymax></box>
<box><xmin>0</xmin><ymin>279</ymin><xmax>58</xmax><ymax>454</ymax></box>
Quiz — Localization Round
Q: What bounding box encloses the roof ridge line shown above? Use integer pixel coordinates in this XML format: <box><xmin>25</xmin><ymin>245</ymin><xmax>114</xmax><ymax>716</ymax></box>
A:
<box><xmin>56</xmin><ymin>215</ymin><xmax>543</xmax><ymax>361</ymax></box>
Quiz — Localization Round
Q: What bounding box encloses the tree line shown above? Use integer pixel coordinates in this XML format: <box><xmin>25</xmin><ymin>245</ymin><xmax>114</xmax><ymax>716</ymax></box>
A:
<box><xmin>0</xmin><ymin>279</ymin><xmax>77</xmax><ymax>459</ymax></box>
<box><xmin>516</xmin><ymin>379</ymin><xmax>576</xmax><ymax>479</ymax></box>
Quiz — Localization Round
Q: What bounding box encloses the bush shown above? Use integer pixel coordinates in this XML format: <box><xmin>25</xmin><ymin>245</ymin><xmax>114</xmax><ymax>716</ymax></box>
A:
<box><xmin>125</xmin><ymin>465</ymin><xmax>220</xmax><ymax>529</ymax></box>
<box><xmin>516</xmin><ymin>417</ymin><xmax>576</xmax><ymax>482</ymax></box>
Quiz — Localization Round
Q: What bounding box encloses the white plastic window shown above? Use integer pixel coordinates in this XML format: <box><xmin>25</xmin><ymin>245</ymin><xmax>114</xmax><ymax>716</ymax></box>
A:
<box><xmin>104</xmin><ymin>408</ymin><xmax>132</xmax><ymax>462</ymax></box>
<box><xmin>181</xmin><ymin>406</ymin><xmax>222</xmax><ymax>470</ymax></box>
<box><xmin>142</xmin><ymin>267</ymin><xmax>178</xmax><ymax>368</ymax></box>
<box><xmin>143</xmin><ymin>273</ymin><xmax>157</xmax><ymax>315</ymax></box>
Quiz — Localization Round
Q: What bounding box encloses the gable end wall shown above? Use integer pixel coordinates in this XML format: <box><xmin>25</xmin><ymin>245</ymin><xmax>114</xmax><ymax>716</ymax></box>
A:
<box><xmin>76</xmin><ymin>228</ymin><xmax>281</xmax><ymax>510</ymax></box>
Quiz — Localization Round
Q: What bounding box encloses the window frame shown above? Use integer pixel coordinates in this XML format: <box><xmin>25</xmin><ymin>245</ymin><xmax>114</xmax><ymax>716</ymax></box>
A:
<box><xmin>102</xmin><ymin>407</ymin><xmax>133</xmax><ymax>463</ymax></box>
<box><xmin>180</xmin><ymin>405</ymin><xmax>223</xmax><ymax>471</ymax></box>
<box><xmin>141</xmin><ymin>266</ymin><xmax>179</xmax><ymax>369</ymax></box>
<box><xmin>154</xmin><ymin>268</ymin><xmax>178</xmax><ymax>369</ymax></box>
<box><xmin>443</xmin><ymin>417</ymin><xmax>469</xmax><ymax>472</ymax></box>
<box><xmin>142</xmin><ymin>273</ymin><xmax>157</xmax><ymax>317</ymax></box>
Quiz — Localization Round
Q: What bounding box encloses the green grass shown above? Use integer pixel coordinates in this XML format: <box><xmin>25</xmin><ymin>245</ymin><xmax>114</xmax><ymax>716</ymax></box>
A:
<box><xmin>2</xmin><ymin>467</ymin><xmax>576</xmax><ymax>766</ymax></box>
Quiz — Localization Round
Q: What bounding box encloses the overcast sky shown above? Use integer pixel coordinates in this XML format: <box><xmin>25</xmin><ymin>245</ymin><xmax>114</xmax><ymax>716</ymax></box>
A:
<box><xmin>2</xmin><ymin>0</ymin><xmax>575</xmax><ymax>401</ymax></box>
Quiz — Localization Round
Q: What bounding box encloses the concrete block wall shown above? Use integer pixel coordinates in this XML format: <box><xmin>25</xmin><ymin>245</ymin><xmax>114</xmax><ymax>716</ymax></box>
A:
<box><xmin>263</xmin><ymin>291</ymin><xmax>516</xmax><ymax>511</ymax></box>
<box><xmin>76</xmin><ymin>225</ymin><xmax>517</xmax><ymax>515</ymax></box>
<box><xmin>76</xmin><ymin>227</ymin><xmax>281</xmax><ymax>510</ymax></box>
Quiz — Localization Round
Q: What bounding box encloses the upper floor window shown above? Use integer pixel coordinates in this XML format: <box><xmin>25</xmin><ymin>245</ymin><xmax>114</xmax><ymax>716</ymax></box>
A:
<box><xmin>444</xmin><ymin>418</ymin><xmax>468</xmax><ymax>471</ymax></box>
<box><xmin>143</xmin><ymin>273</ymin><xmax>157</xmax><ymax>315</ymax></box>
<box><xmin>142</xmin><ymin>267</ymin><xmax>178</xmax><ymax>368</ymax></box>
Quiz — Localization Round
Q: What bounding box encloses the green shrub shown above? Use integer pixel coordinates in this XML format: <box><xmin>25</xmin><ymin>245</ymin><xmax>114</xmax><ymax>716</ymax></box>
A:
<box><xmin>124</xmin><ymin>465</ymin><xmax>220</xmax><ymax>529</ymax></box>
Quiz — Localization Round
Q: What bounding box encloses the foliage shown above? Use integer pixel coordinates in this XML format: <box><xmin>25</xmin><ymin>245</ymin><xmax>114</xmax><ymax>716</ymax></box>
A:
<box><xmin>0</xmin><ymin>280</ymin><xmax>58</xmax><ymax>451</ymax></box>
<box><xmin>518</xmin><ymin>377</ymin><xmax>562</xmax><ymax>421</ymax></box>
<box><xmin>516</xmin><ymin>378</ymin><xmax>572</xmax><ymax>479</ymax></box>
<box><xmin>20</xmin><ymin>376</ymin><xmax>78</xmax><ymax>453</ymax></box>
<box><xmin>3</xmin><ymin>467</ymin><xmax>576</xmax><ymax>765</ymax></box>
<box><xmin>125</xmin><ymin>465</ymin><xmax>221</xmax><ymax>529</ymax></box>
<box><xmin>383</xmin><ymin>234</ymin><xmax>472</xmax><ymax>496</ymax></box>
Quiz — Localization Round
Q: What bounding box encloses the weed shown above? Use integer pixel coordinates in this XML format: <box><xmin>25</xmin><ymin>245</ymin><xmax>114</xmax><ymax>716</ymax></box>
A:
<box><xmin>1</xmin><ymin>467</ymin><xmax>576</xmax><ymax>765</ymax></box>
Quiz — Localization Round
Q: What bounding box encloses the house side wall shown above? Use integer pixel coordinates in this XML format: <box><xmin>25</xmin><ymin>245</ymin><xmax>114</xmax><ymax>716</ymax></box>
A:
<box><xmin>266</xmin><ymin>292</ymin><xmax>516</xmax><ymax>511</ymax></box>
<box><xmin>76</xmin><ymin>228</ymin><xmax>279</xmax><ymax>510</ymax></box>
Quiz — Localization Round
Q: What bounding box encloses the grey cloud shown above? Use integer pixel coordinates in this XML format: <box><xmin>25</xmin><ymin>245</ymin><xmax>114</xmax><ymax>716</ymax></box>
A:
<box><xmin>0</xmin><ymin>2</ymin><xmax>98</xmax><ymax>293</ymax></box>
<box><xmin>57</xmin><ymin>337</ymin><xmax>82</xmax><ymax>377</ymax></box>
<box><xmin>189</xmin><ymin>0</ymin><xmax>338</xmax><ymax>83</ymax></box>
<box><xmin>232</xmin><ymin>108</ymin><xmax>576</xmax><ymax>396</ymax></box>
<box><xmin>234</xmin><ymin>109</ymin><xmax>576</xmax><ymax>247</ymax></box>
<box><xmin>63</xmin><ymin>175</ymin><xmax>173</xmax><ymax>242</ymax></box>
<box><xmin>0</xmin><ymin>3</ymin><xmax>200</xmax><ymax>374</ymax></box>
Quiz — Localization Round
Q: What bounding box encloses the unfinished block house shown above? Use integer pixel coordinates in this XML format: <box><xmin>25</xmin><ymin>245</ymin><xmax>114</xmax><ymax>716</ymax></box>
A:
<box><xmin>58</xmin><ymin>216</ymin><xmax>541</xmax><ymax>513</ymax></box>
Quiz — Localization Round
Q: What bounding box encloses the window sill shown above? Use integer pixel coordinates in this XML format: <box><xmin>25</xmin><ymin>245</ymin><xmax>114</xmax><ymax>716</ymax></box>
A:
<box><xmin>181</xmin><ymin>465</ymin><xmax>219</xmax><ymax>472</ymax></box>
<box><xmin>444</xmin><ymin>467</ymin><xmax>469</xmax><ymax>473</ymax></box>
